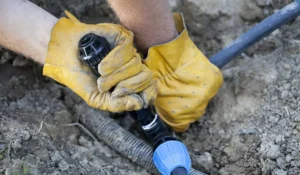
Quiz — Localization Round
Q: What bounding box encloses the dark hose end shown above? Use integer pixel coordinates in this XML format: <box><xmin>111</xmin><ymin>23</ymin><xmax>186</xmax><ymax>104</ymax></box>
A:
<box><xmin>171</xmin><ymin>167</ymin><xmax>188</xmax><ymax>175</ymax></box>
<box><xmin>79</xmin><ymin>33</ymin><xmax>96</xmax><ymax>48</ymax></box>
<box><xmin>78</xmin><ymin>33</ymin><xmax>111</xmax><ymax>76</ymax></box>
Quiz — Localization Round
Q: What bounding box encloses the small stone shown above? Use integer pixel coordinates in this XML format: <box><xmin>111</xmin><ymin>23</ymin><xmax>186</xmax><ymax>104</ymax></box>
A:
<box><xmin>240</xmin><ymin>1</ymin><xmax>264</xmax><ymax>21</ymax></box>
<box><xmin>291</xmin><ymin>159</ymin><xmax>300</xmax><ymax>167</ymax></box>
<box><xmin>58</xmin><ymin>160</ymin><xmax>70</xmax><ymax>171</ymax></box>
<box><xmin>78</xmin><ymin>136</ymin><xmax>93</xmax><ymax>148</ymax></box>
<box><xmin>13</xmin><ymin>55</ymin><xmax>29</xmax><ymax>67</ymax></box>
<box><xmin>293</xmin><ymin>91</ymin><xmax>300</xmax><ymax>98</ymax></box>
<box><xmin>284</xmin><ymin>131</ymin><xmax>291</xmax><ymax>137</ymax></box>
<box><xmin>283</xmin><ymin>84</ymin><xmax>291</xmax><ymax>90</ymax></box>
<box><xmin>269</xmin><ymin>116</ymin><xmax>279</xmax><ymax>124</ymax></box>
<box><xmin>276</xmin><ymin>157</ymin><xmax>286</xmax><ymax>169</ymax></box>
<box><xmin>286</xmin><ymin>155</ymin><xmax>292</xmax><ymax>162</ymax></box>
<box><xmin>51</xmin><ymin>151</ymin><xmax>62</xmax><ymax>162</ymax></box>
<box><xmin>260</xmin><ymin>142</ymin><xmax>281</xmax><ymax>159</ymax></box>
<box><xmin>275</xmin><ymin>135</ymin><xmax>284</xmax><ymax>144</ymax></box>
<box><xmin>80</xmin><ymin>158</ymin><xmax>88</xmax><ymax>165</ymax></box>
<box><xmin>193</xmin><ymin>152</ymin><xmax>214</xmax><ymax>171</ymax></box>
<box><xmin>278</xmin><ymin>119</ymin><xmax>287</xmax><ymax>127</ymax></box>
<box><xmin>34</xmin><ymin>149</ymin><xmax>49</xmax><ymax>161</ymax></box>
<box><xmin>294</xmin><ymin>116</ymin><xmax>300</xmax><ymax>122</ymax></box>
<box><xmin>283</xmin><ymin>64</ymin><xmax>291</xmax><ymax>71</ymax></box>
<box><xmin>285</xmin><ymin>74</ymin><xmax>291</xmax><ymax>79</ymax></box>
<box><xmin>262</xmin><ymin>159</ymin><xmax>277</xmax><ymax>174</ymax></box>
<box><xmin>281</xmin><ymin>90</ymin><xmax>289</xmax><ymax>99</ymax></box>
<box><xmin>12</xmin><ymin>139</ymin><xmax>21</xmax><ymax>149</ymax></box>
<box><xmin>0</xmin><ymin>52</ymin><xmax>13</xmax><ymax>64</ymax></box>
<box><xmin>272</xmin><ymin>169</ymin><xmax>287</xmax><ymax>175</ymax></box>
<box><xmin>20</xmin><ymin>130</ymin><xmax>31</xmax><ymax>141</ymax></box>
<box><xmin>292</xmin><ymin>129</ymin><xmax>298</xmax><ymax>134</ymax></box>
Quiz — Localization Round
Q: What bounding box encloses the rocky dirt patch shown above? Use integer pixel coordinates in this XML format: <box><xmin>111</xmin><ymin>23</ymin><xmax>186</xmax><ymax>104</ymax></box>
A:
<box><xmin>1</xmin><ymin>0</ymin><xmax>300</xmax><ymax>174</ymax></box>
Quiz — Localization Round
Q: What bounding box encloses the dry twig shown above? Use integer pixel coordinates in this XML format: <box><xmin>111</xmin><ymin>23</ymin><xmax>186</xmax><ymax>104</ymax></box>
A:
<box><xmin>65</xmin><ymin>123</ymin><xmax>98</xmax><ymax>142</ymax></box>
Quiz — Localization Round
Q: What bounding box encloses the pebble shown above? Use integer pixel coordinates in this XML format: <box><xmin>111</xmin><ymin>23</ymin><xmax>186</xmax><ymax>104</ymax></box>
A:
<box><xmin>275</xmin><ymin>135</ymin><xmax>285</xmax><ymax>144</ymax></box>
<box><xmin>272</xmin><ymin>169</ymin><xmax>287</xmax><ymax>175</ymax></box>
<box><xmin>286</xmin><ymin>155</ymin><xmax>292</xmax><ymax>162</ymax></box>
<box><xmin>294</xmin><ymin>116</ymin><xmax>300</xmax><ymax>122</ymax></box>
<box><xmin>12</xmin><ymin>139</ymin><xmax>22</xmax><ymax>149</ymax></box>
<box><xmin>58</xmin><ymin>160</ymin><xmax>70</xmax><ymax>171</ymax></box>
<box><xmin>285</xmin><ymin>74</ymin><xmax>292</xmax><ymax>79</ymax></box>
<box><xmin>0</xmin><ymin>52</ymin><xmax>12</xmax><ymax>64</ymax></box>
<box><xmin>12</xmin><ymin>55</ymin><xmax>29</xmax><ymax>67</ymax></box>
<box><xmin>292</xmin><ymin>129</ymin><xmax>298</xmax><ymax>134</ymax></box>
<box><xmin>281</xmin><ymin>90</ymin><xmax>289</xmax><ymax>99</ymax></box>
<box><xmin>278</xmin><ymin>119</ymin><xmax>287</xmax><ymax>127</ymax></box>
<box><xmin>284</xmin><ymin>131</ymin><xmax>291</xmax><ymax>137</ymax></box>
<box><xmin>260</xmin><ymin>142</ymin><xmax>281</xmax><ymax>159</ymax></box>
<box><xmin>51</xmin><ymin>151</ymin><xmax>62</xmax><ymax>162</ymax></box>
<box><xmin>283</xmin><ymin>64</ymin><xmax>291</xmax><ymax>71</ymax></box>
<box><xmin>269</xmin><ymin>116</ymin><xmax>279</xmax><ymax>124</ymax></box>
<box><xmin>284</xmin><ymin>84</ymin><xmax>291</xmax><ymax>90</ymax></box>
<box><xmin>276</xmin><ymin>157</ymin><xmax>286</xmax><ymax>169</ymax></box>
<box><xmin>194</xmin><ymin>152</ymin><xmax>214</xmax><ymax>171</ymax></box>
<box><xmin>20</xmin><ymin>130</ymin><xmax>31</xmax><ymax>141</ymax></box>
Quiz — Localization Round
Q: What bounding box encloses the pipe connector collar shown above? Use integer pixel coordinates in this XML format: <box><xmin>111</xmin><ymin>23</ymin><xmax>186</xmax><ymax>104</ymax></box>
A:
<box><xmin>153</xmin><ymin>140</ymin><xmax>191</xmax><ymax>175</ymax></box>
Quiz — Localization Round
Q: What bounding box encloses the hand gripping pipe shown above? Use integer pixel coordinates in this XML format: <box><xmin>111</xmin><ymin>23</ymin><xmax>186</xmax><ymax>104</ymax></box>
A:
<box><xmin>76</xmin><ymin>1</ymin><xmax>300</xmax><ymax>174</ymax></box>
<box><xmin>78</xmin><ymin>33</ymin><xmax>192</xmax><ymax>175</ymax></box>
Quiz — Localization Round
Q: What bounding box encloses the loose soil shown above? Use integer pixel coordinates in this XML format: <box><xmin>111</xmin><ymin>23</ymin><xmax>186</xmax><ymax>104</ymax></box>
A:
<box><xmin>1</xmin><ymin>0</ymin><xmax>300</xmax><ymax>174</ymax></box>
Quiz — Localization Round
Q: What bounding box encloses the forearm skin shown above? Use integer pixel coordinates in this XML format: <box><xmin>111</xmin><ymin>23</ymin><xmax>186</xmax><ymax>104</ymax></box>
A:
<box><xmin>107</xmin><ymin>0</ymin><xmax>178</xmax><ymax>54</ymax></box>
<box><xmin>0</xmin><ymin>0</ymin><xmax>177</xmax><ymax>63</ymax></box>
<box><xmin>0</xmin><ymin>0</ymin><xmax>57</xmax><ymax>64</ymax></box>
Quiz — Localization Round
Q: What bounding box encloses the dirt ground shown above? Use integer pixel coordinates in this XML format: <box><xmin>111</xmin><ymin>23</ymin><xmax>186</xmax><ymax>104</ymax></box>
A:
<box><xmin>1</xmin><ymin>0</ymin><xmax>300</xmax><ymax>174</ymax></box>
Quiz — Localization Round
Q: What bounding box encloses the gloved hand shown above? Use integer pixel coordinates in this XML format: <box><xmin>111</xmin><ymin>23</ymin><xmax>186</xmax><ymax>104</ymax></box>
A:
<box><xmin>144</xmin><ymin>13</ymin><xmax>223</xmax><ymax>132</ymax></box>
<box><xmin>44</xmin><ymin>11</ymin><xmax>157</xmax><ymax>112</ymax></box>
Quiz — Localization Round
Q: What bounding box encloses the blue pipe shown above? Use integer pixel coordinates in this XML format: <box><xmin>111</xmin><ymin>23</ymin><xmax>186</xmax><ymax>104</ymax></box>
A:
<box><xmin>210</xmin><ymin>0</ymin><xmax>300</xmax><ymax>68</ymax></box>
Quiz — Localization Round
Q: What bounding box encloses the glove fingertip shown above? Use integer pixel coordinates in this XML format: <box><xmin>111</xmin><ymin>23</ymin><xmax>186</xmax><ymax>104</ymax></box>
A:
<box><xmin>172</xmin><ymin>124</ymin><xmax>190</xmax><ymax>133</ymax></box>
<box><xmin>64</xmin><ymin>10</ymin><xmax>80</xmax><ymax>23</ymax></box>
<box><xmin>140</xmin><ymin>82</ymin><xmax>158</xmax><ymax>108</ymax></box>
<box><xmin>126</xmin><ymin>94</ymin><xmax>144</xmax><ymax>111</ymax></box>
<box><xmin>111</xmin><ymin>87</ymin><xmax>132</xmax><ymax>98</ymax></box>
<box><xmin>97</xmin><ymin>78</ymin><xmax>111</xmax><ymax>93</ymax></box>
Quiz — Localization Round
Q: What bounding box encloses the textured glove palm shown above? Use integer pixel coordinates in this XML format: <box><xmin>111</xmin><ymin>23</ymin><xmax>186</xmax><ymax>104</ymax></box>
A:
<box><xmin>43</xmin><ymin>11</ymin><xmax>157</xmax><ymax>112</ymax></box>
<box><xmin>144</xmin><ymin>13</ymin><xmax>223</xmax><ymax>132</ymax></box>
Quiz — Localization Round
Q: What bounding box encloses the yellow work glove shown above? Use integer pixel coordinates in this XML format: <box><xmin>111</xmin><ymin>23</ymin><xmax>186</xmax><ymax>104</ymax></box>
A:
<box><xmin>144</xmin><ymin>13</ymin><xmax>223</xmax><ymax>132</ymax></box>
<box><xmin>44</xmin><ymin>11</ymin><xmax>157</xmax><ymax>112</ymax></box>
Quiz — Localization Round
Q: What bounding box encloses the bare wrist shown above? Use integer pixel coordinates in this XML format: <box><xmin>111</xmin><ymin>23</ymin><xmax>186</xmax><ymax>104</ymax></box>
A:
<box><xmin>124</xmin><ymin>18</ymin><xmax>179</xmax><ymax>53</ymax></box>
<box><xmin>0</xmin><ymin>0</ymin><xmax>57</xmax><ymax>65</ymax></box>
<box><xmin>108</xmin><ymin>0</ymin><xmax>178</xmax><ymax>54</ymax></box>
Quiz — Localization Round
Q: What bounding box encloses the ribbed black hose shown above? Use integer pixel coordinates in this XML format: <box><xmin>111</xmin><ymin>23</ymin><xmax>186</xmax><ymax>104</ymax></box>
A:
<box><xmin>75</xmin><ymin>103</ymin><xmax>206</xmax><ymax>175</ymax></box>
<box><xmin>210</xmin><ymin>0</ymin><xmax>300</xmax><ymax>68</ymax></box>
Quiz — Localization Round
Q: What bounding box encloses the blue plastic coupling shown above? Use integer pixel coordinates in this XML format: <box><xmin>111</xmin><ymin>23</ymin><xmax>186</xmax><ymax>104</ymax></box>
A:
<box><xmin>153</xmin><ymin>140</ymin><xmax>191</xmax><ymax>175</ymax></box>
